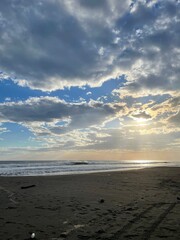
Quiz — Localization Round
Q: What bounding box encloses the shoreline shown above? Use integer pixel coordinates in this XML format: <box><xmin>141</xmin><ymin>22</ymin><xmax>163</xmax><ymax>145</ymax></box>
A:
<box><xmin>0</xmin><ymin>165</ymin><xmax>180</xmax><ymax>178</ymax></box>
<box><xmin>0</xmin><ymin>167</ymin><xmax>180</xmax><ymax>239</ymax></box>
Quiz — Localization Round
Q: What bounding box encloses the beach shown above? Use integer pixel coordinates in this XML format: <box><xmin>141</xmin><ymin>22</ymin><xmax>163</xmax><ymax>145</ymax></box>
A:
<box><xmin>0</xmin><ymin>167</ymin><xmax>180</xmax><ymax>240</ymax></box>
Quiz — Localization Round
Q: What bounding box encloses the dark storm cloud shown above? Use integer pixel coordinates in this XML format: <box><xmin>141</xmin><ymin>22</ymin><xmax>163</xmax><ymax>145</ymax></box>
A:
<box><xmin>0</xmin><ymin>0</ymin><xmax>179</xmax><ymax>93</ymax></box>
<box><xmin>116</xmin><ymin>3</ymin><xmax>158</xmax><ymax>32</ymax></box>
<box><xmin>0</xmin><ymin>0</ymin><xmax>103</xmax><ymax>89</ymax></box>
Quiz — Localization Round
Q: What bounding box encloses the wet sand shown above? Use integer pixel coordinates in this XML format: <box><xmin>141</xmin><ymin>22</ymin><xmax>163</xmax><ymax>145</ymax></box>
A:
<box><xmin>0</xmin><ymin>167</ymin><xmax>180</xmax><ymax>240</ymax></box>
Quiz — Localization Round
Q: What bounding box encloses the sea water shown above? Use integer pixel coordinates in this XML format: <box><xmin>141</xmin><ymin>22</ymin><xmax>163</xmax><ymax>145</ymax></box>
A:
<box><xmin>0</xmin><ymin>160</ymin><xmax>179</xmax><ymax>176</ymax></box>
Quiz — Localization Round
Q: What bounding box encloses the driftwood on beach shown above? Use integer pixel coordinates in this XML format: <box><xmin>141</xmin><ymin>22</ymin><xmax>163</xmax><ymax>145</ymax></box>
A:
<box><xmin>21</xmin><ymin>184</ymin><xmax>36</xmax><ymax>189</ymax></box>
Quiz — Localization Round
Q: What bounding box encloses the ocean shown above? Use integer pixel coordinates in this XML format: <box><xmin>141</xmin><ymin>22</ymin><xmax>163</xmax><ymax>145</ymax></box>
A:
<box><xmin>0</xmin><ymin>160</ymin><xmax>179</xmax><ymax>177</ymax></box>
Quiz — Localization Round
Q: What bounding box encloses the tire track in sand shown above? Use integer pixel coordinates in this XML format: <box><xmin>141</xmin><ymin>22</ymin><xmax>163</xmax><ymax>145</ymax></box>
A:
<box><xmin>142</xmin><ymin>202</ymin><xmax>176</xmax><ymax>240</ymax></box>
<box><xmin>0</xmin><ymin>186</ymin><xmax>18</xmax><ymax>204</ymax></box>
<box><xmin>113</xmin><ymin>202</ymin><xmax>175</xmax><ymax>240</ymax></box>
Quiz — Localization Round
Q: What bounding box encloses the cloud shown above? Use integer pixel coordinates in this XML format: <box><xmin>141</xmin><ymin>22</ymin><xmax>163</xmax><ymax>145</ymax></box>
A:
<box><xmin>0</xmin><ymin>95</ymin><xmax>179</xmax><ymax>154</ymax></box>
<box><xmin>115</xmin><ymin>1</ymin><xmax>180</xmax><ymax>97</ymax></box>
<box><xmin>0</xmin><ymin>0</ymin><xmax>179</xmax><ymax>93</ymax></box>
<box><xmin>0</xmin><ymin>128</ymin><xmax>7</xmax><ymax>134</ymax></box>
<box><xmin>148</xmin><ymin>96</ymin><xmax>180</xmax><ymax>119</ymax></box>
<box><xmin>0</xmin><ymin>97</ymin><xmax>126</xmax><ymax>135</ymax></box>
<box><xmin>0</xmin><ymin>123</ymin><xmax>9</xmax><ymax>134</ymax></box>
<box><xmin>0</xmin><ymin>0</ymin><xmax>129</xmax><ymax>90</ymax></box>
<box><xmin>131</xmin><ymin>111</ymin><xmax>152</xmax><ymax>120</ymax></box>
<box><xmin>168</xmin><ymin>111</ymin><xmax>180</xmax><ymax>125</ymax></box>
<box><xmin>76</xmin><ymin>127</ymin><xmax>180</xmax><ymax>151</ymax></box>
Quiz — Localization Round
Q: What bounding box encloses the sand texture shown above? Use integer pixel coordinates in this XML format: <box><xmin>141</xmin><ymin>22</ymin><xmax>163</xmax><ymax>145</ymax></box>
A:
<box><xmin>0</xmin><ymin>167</ymin><xmax>180</xmax><ymax>240</ymax></box>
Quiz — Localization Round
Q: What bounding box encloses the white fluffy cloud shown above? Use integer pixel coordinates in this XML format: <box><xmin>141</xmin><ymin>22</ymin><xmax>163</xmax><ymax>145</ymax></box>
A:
<box><xmin>0</xmin><ymin>96</ymin><xmax>126</xmax><ymax>136</ymax></box>
<box><xmin>1</xmin><ymin>95</ymin><xmax>179</xmax><ymax>152</ymax></box>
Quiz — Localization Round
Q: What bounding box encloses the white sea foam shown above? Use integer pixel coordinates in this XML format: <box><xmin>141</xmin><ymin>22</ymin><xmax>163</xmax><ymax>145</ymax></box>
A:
<box><xmin>0</xmin><ymin>160</ymin><xmax>179</xmax><ymax>176</ymax></box>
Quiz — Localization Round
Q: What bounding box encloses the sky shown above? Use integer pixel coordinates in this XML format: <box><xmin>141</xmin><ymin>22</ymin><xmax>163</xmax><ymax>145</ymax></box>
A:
<box><xmin>0</xmin><ymin>0</ymin><xmax>179</xmax><ymax>161</ymax></box>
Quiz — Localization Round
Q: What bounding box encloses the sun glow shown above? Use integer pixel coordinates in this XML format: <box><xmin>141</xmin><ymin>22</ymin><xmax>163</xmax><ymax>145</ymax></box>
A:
<box><xmin>134</xmin><ymin>160</ymin><xmax>152</xmax><ymax>164</ymax></box>
<box><xmin>135</xmin><ymin>117</ymin><xmax>148</xmax><ymax>123</ymax></box>
<box><xmin>133</xmin><ymin>160</ymin><xmax>155</xmax><ymax>168</ymax></box>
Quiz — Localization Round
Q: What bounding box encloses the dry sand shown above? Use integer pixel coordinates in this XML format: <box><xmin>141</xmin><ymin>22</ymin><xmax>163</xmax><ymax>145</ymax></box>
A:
<box><xmin>0</xmin><ymin>167</ymin><xmax>180</xmax><ymax>240</ymax></box>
